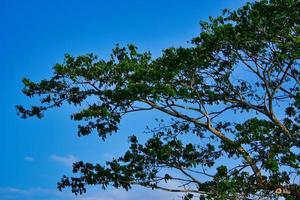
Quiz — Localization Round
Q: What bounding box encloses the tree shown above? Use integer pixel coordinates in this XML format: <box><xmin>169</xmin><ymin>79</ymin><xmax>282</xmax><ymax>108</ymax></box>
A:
<box><xmin>17</xmin><ymin>0</ymin><xmax>300</xmax><ymax>199</ymax></box>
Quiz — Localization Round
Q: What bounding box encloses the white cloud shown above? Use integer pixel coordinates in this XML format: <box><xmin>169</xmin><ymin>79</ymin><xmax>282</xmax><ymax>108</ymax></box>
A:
<box><xmin>0</xmin><ymin>187</ymin><xmax>70</xmax><ymax>198</ymax></box>
<box><xmin>76</xmin><ymin>186</ymin><xmax>179</xmax><ymax>200</ymax></box>
<box><xmin>24</xmin><ymin>156</ymin><xmax>34</xmax><ymax>162</ymax></box>
<box><xmin>102</xmin><ymin>153</ymin><xmax>114</xmax><ymax>160</ymax></box>
<box><xmin>0</xmin><ymin>187</ymin><xmax>30</xmax><ymax>195</ymax></box>
<box><xmin>0</xmin><ymin>186</ymin><xmax>179</xmax><ymax>200</ymax></box>
<box><xmin>50</xmin><ymin>154</ymin><xmax>78</xmax><ymax>167</ymax></box>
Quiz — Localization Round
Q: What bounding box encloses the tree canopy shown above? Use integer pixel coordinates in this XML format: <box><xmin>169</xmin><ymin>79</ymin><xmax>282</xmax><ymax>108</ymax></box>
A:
<box><xmin>18</xmin><ymin>0</ymin><xmax>300</xmax><ymax>199</ymax></box>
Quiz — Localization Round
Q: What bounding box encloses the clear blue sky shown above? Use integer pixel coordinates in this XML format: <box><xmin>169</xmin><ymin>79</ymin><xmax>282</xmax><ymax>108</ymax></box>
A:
<box><xmin>0</xmin><ymin>1</ymin><xmax>249</xmax><ymax>199</ymax></box>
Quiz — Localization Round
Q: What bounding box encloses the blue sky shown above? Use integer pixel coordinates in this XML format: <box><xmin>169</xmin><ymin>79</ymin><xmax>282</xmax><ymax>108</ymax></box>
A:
<box><xmin>0</xmin><ymin>1</ymin><xmax>249</xmax><ymax>199</ymax></box>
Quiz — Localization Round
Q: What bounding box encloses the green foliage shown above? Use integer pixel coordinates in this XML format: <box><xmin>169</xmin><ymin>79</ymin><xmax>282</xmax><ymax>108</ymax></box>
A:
<box><xmin>18</xmin><ymin>0</ymin><xmax>300</xmax><ymax>199</ymax></box>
